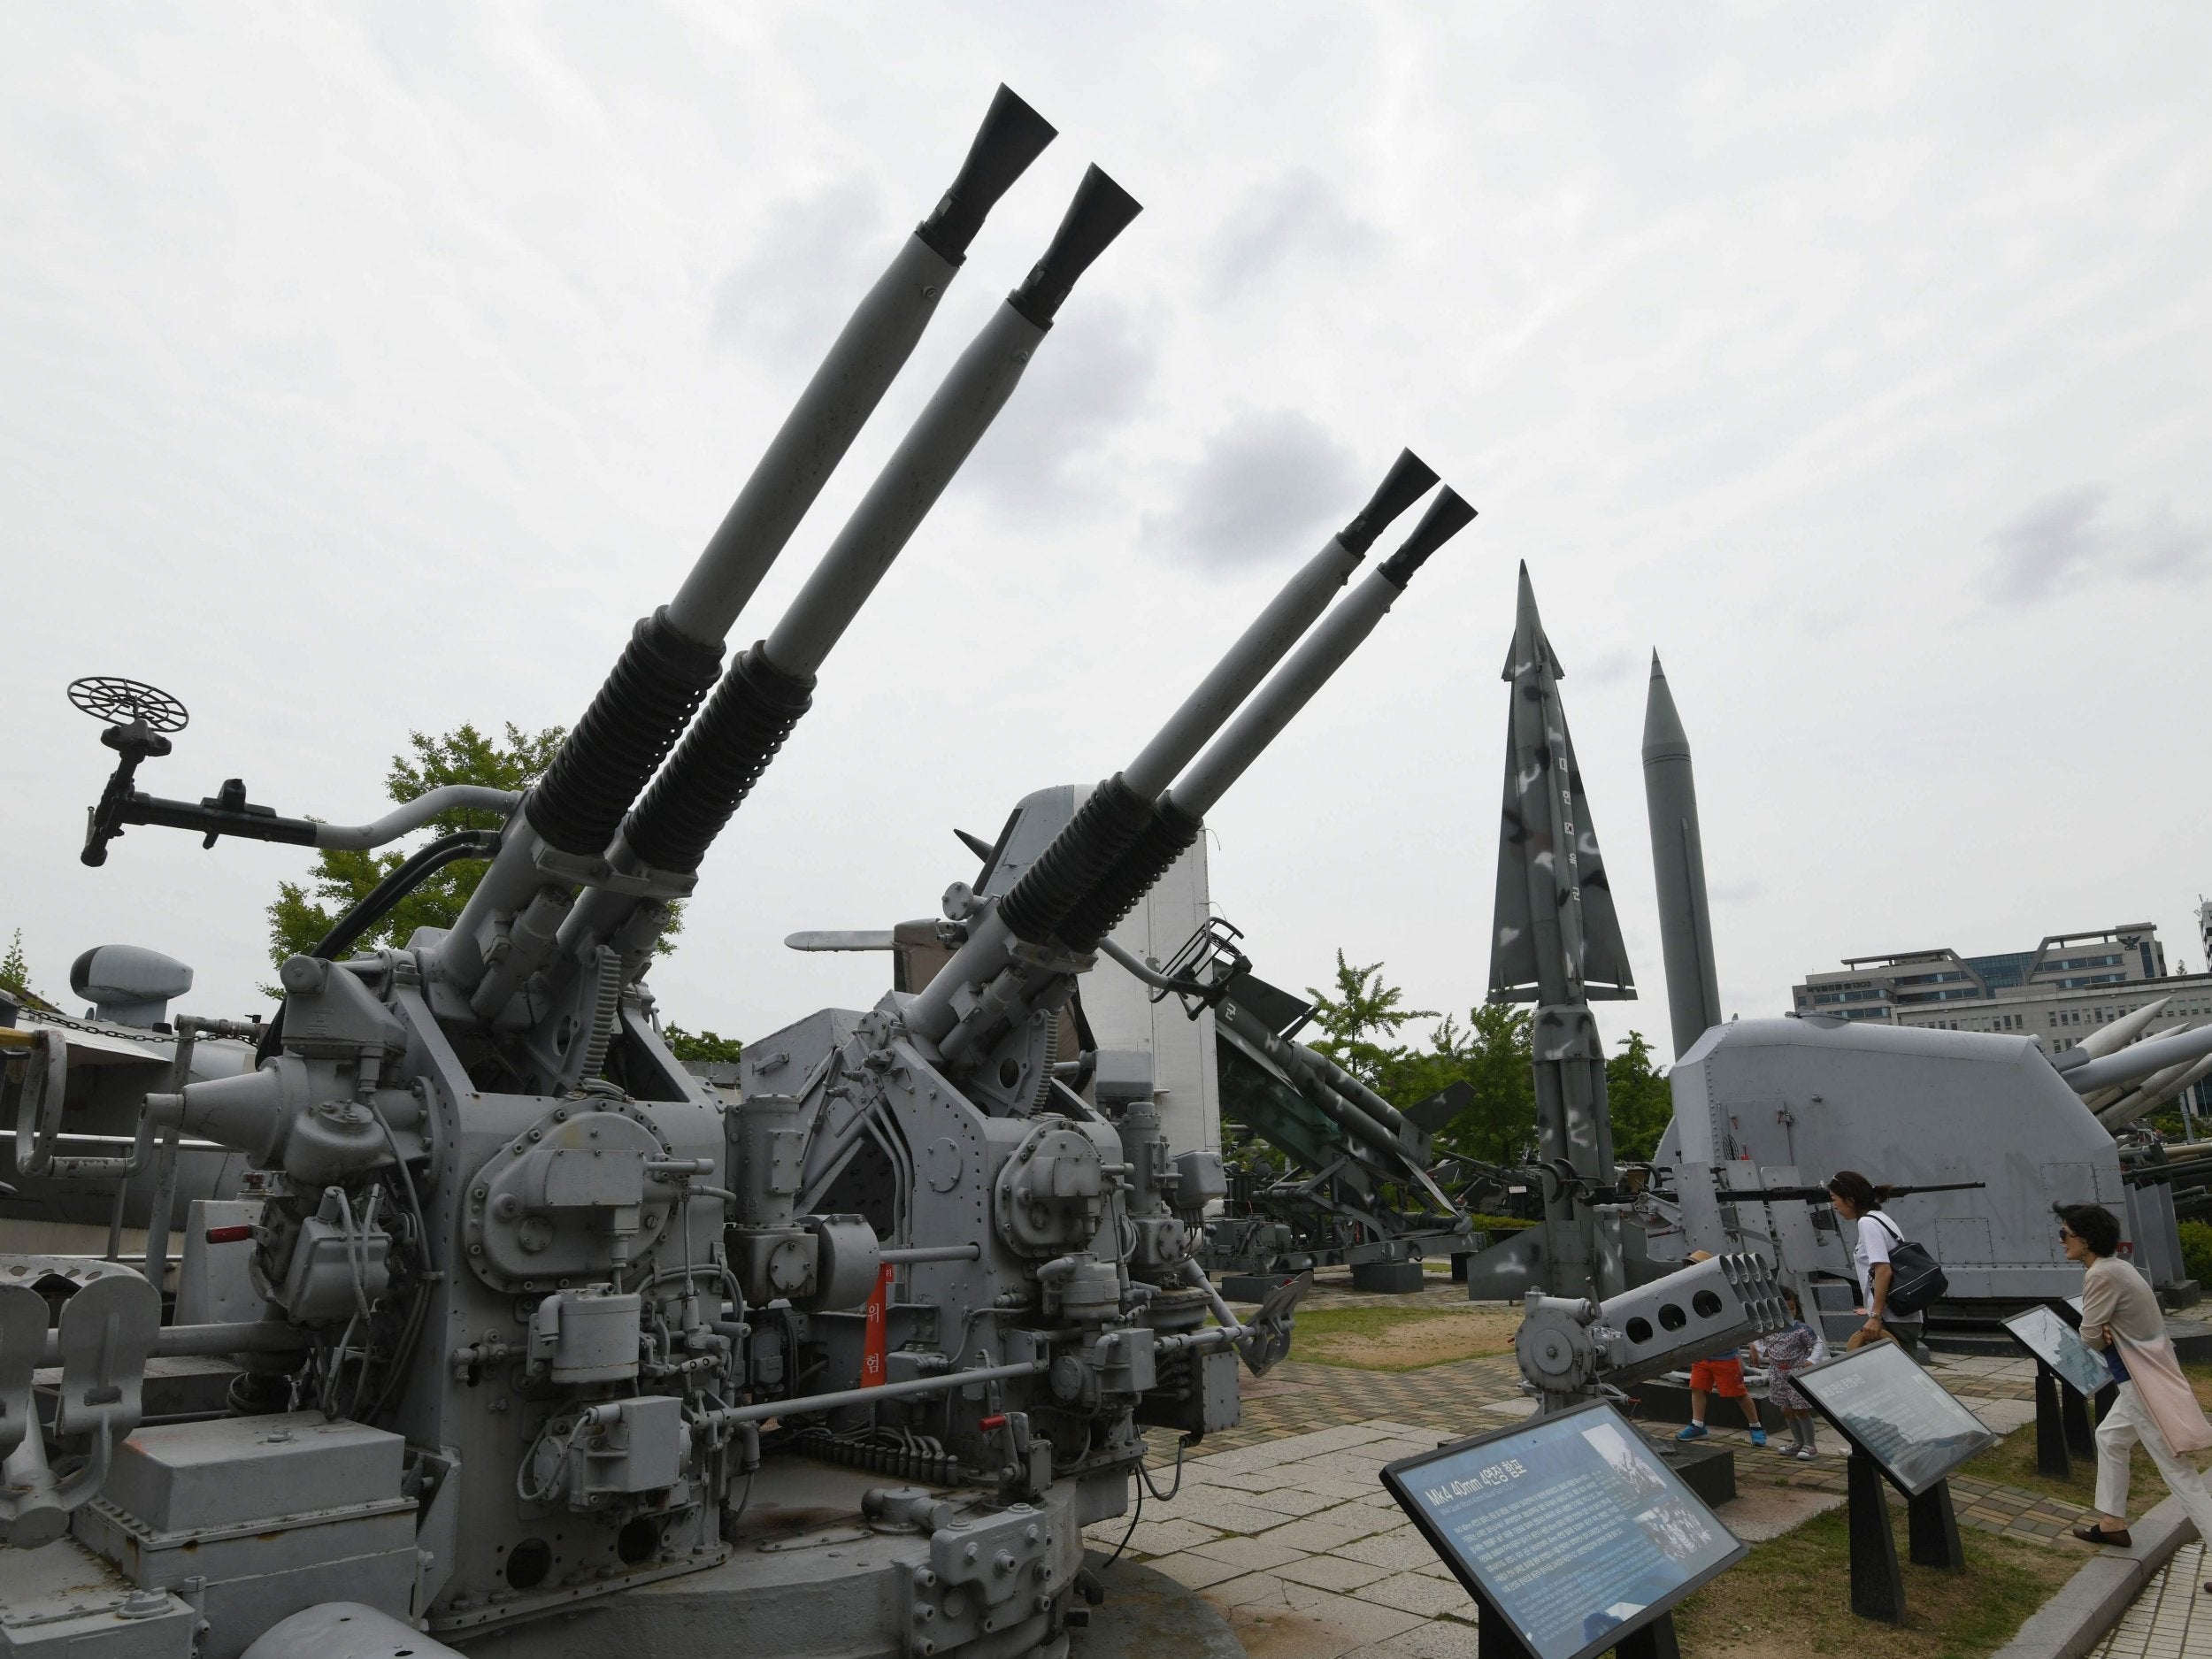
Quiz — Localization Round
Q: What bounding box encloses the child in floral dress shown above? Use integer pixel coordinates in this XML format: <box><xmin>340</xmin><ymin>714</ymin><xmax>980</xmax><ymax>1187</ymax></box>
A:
<box><xmin>1755</xmin><ymin>1288</ymin><xmax>1823</xmax><ymax>1460</ymax></box>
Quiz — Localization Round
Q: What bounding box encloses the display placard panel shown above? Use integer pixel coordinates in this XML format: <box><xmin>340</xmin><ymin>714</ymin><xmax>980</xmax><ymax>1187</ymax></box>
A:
<box><xmin>1381</xmin><ymin>1400</ymin><xmax>1745</xmax><ymax>1659</ymax></box>
<box><xmin>1793</xmin><ymin>1342</ymin><xmax>1995</xmax><ymax>1496</ymax></box>
<box><xmin>2001</xmin><ymin>1304</ymin><xmax>2111</xmax><ymax>1398</ymax></box>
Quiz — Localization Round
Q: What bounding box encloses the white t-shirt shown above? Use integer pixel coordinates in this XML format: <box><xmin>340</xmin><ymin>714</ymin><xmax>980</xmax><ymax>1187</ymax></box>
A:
<box><xmin>1852</xmin><ymin>1212</ymin><xmax>1899</xmax><ymax>1308</ymax></box>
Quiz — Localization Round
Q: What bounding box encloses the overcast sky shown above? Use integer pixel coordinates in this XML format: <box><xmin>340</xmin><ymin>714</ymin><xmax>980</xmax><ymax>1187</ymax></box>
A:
<box><xmin>5</xmin><ymin>5</ymin><xmax>2208</xmax><ymax>1066</ymax></box>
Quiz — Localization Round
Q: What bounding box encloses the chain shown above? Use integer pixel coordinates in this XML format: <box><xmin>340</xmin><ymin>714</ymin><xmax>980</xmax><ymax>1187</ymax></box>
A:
<box><xmin>16</xmin><ymin>1006</ymin><xmax>261</xmax><ymax>1047</ymax></box>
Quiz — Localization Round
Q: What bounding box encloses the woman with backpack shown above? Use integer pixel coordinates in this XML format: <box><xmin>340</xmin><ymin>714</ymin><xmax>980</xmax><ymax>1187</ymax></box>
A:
<box><xmin>1826</xmin><ymin>1171</ymin><xmax>1903</xmax><ymax>1350</ymax></box>
<box><xmin>2057</xmin><ymin>1202</ymin><xmax>2212</xmax><ymax>1560</ymax></box>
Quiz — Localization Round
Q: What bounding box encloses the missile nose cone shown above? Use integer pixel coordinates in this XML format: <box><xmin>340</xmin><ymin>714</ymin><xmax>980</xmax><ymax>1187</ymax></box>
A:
<box><xmin>1642</xmin><ymin>649</ymin><xmax>1692</xmax><ymax>764</ymax></box>
<box><xmin>1502</xmin><ymin>562</ymin><xmax>1562</xmax><ymax>681</ymax></box>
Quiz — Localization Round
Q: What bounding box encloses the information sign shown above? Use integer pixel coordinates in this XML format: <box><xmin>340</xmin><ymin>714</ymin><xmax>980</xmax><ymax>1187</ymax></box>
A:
<box><xmin>2001</xmin><ymin>1304</ymin><xmax>2110</xmax><ymax>1398</ymax></box>
<box><xmin>1382</xmin><ymin>1400</ymin><xmax>1744</xmax><ymax>1659</ymax></box>
<box><xmin>1794</xmin><ymin>1342</ymin><xmax>1994</xmax><ymax>1496</ymax></box>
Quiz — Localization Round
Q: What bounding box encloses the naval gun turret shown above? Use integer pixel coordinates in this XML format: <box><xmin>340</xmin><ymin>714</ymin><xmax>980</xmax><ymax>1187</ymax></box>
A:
<box><xmin>5</xmin><ymin>86</ymin><xmax>1220</xmax><ymax>1659</ymax></box>
<box><xmin>745</xmin><ymin>457</ymin><xmax>1478</xmax><ymax>1463</ymax></box>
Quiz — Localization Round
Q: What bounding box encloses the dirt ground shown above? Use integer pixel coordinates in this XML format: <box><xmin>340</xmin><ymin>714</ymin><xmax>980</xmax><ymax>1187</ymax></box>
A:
<box><xmin>1286</xmin><ymin>1303</ymin><xmax>1522</xmax><ymax>1370</ymax></box>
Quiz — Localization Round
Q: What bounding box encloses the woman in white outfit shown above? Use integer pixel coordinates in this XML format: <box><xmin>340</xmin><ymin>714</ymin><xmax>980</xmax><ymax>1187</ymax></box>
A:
<box><xmin>2062</xmin><ymin>1201</ymin><xmax>2212</xmax><ymax>1570</ymax></box>
<box><xmin>1825</xmin><ymin>1171</ymin><xmax>1899</xmax><ymax>1350</ymax></box>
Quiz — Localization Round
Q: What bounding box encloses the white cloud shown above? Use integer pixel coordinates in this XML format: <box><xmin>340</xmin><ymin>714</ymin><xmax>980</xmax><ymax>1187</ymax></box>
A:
<box><xmin>1207</xmin><ymin>169</ymin><xmax>1378</xmax><ymax>300</ymax></box>
<box><xmin>1141</xmin><ymin>408</ymin><xmax>1361</xmax><ymax>570</ymax></box>
<box><xmin>4</xmin><ymin>4</ymin><xmax>2210</xmax><ymax>1065</ymax></box>
<box><xmin>1985</xmin><ymin>485</ymin><xmax>2209</xmax><ymax>606</ymax></box>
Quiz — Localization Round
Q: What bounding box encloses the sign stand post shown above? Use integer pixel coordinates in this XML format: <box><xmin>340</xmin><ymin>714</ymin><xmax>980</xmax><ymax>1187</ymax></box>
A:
<box><xmin>1797</xmin><ymin>1342</ymin><xmax>1996</xmax><ymax>1628</ymax></box>
<box><xmin>1906</xmin><ymin>1479</ymin><xmax>1964</xmax><ymax>1568</ymax></box>
<box><xmin>2032</xmin><ymin>1362</ymin><xmax>2071</xmax><ymax>1479</ymax></box>
<box><xmin>1381</xmin><ymin>1399</ymin><xmax>1745</xmax><ymax>1659</ymax></box>
<box><xmin>1470</xmin><ymin>1586</ymin><xmax>1683</xmax><ymax>1659</ymax></box>
<box><xmin>2062</xmin><ymin>1383</ymin><xmax>2096</xmax><ymax>1459</ymax></box>
<box><xmin>1611</xmin><ymin>1611</ymin><xmax>1682</xmax><ymax>1658</ymax></box>
<box><xmin>2000</xmin><ymin>1304</ymin><xmax>2110</xmax><ymax>1474</ymax></box>
<box><xmin>1845</xmin><ymin>1451</ymin><xmax>1906</xmax><ymax>1624</ymax></box>
<box><xmin>1471</xmin><ymin>1586</ymin><xmax>1535</xmax><ymax>1659</ymax></box>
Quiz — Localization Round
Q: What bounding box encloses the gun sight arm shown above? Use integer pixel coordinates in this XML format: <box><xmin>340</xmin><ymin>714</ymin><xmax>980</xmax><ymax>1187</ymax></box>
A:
<box><xmin>81</xmin><ymin>723</ymin><xmax>519</xmax><ymax>867</ymax></box>
<box><xmin>83</xmin><ymin>764</ymin><xmax>315</xmax><ymax>866</ymax></box>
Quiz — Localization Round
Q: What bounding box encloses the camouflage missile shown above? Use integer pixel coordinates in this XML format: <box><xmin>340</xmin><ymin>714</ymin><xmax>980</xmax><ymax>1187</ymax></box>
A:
<box><xmin>1477</xmin><ymin>563</ymin><xmax>1633</xmax><ymax>1299</ymax></box>
<box><xmin>1490</xmin><ymin>564</ymin><xmax>1634</xmax><ymax>1010</ymax></box>
<box><xmin>1641</xmin><ymin>651</ymin><xmax>1723</xmax><ymax>1061</ymax></box>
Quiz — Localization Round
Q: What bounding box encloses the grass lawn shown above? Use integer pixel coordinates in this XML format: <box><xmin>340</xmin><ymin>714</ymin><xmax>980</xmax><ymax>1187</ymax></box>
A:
<box><xmin>1679</xmin><ymin>1363</ymin><xmax>2212</xmax><ymax>1657</ymax></box>
<box><xmin>1958</xmin><ymin>1359</ymin><xmax>2212</xmax><ymax>1515</ymax></box>
<box><xmin>1284</xmin><ymin>1303</ymin><xmax>1521</xmax><ymax>1370</ymax></box>
<box><xmin>1675</xmin><ymin>1501</ymin><xmax>2062</xmax><ymax>1659</ymax></box>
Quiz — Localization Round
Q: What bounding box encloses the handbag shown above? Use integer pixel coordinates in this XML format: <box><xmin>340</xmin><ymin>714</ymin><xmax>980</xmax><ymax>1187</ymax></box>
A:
<box><xmin>2116</xmin><ymin>1334</ymin><xmax>2212</xmax><ymax>1454</ymax></box>
<box><xmin>1871</xmin><ymin>1213</ymin><xmax>1948</xmax><ymax>1315</ymax></box>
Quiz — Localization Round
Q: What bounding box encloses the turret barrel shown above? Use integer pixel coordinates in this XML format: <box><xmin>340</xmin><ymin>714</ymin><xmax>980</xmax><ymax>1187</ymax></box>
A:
<box><xmin>623</xmin><ymin>165</ymin><xmax>1144</xmax><ymax>879</ymax></box>
<box><xmin>433</xmin><ymin>85</ymin><xmax>1058</xmax><ymax>991</ymax></box>
<box><xmin>1051</xmin><ymin>487</ymin><xmax>1477</xmax><ymax>954</ymax></box>
<box><xmin>910</xmin><ymin>479</ymin><xmax>1477</xmax><ymax>1062</ymax></box>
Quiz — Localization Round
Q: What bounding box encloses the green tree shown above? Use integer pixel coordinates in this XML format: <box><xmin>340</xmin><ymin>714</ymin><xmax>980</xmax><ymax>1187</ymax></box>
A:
<box><xmin>1302</xmin><ymin>950</ymin><xmax>1538</xmax><ymax>1165</ymax></box>
<box><xmin>1604</xmin><ymin>1031</ymin><xmax>1674</xmax><ymax>1161</ymax></box>
<box><xmin>1423</xmin><ymin>1003</ymin><xmax>1538</xmax><ymax>1165</ymax></box>
<box><xmin>1</xmin><ymin>930</ymin><xmax>36</xmax><ymax>1003</ymax></box>
<box><xmin>1303</xmin><ymin>950</ymin><xmax>1438</xmax><ymax>1087</ymax></box>
<box><xmin>1277</xmin><ymin>953</ymin><xmax>1672</xmax><ymax>1172</ymax></box>
<box><xmin>266</xmin><ymin>722</ymin><xmax>567</xmax><ymax>964</ymax></box>
<box><xmin>662</xmin><ymin>1025</ymin><xmax>743</xmax><ymax>1064</ymax></box>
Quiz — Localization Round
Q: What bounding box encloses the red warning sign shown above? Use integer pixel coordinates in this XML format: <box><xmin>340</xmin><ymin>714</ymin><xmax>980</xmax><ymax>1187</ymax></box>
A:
<box><xmin>859</xmin><ymin>1261</ymin><xmax>895</xmax><ymax>1387</ymax></box>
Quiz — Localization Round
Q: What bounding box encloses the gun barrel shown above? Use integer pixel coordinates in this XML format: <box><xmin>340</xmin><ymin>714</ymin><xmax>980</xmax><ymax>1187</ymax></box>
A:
<box><xmin>667</xmin><ymin>85</ymin><xmax>1055</xmax><ymax>643</ymax></box>
<box><xmin>621</xmin><ymin>165</ymin><xmax>1141</xmax><ymax>878</ymax></box>
<box><xmin>1122</xmin><ymin>449</ymin><xmax>1438</xmax><ymax>798</ymax></box>
<box><xmin>534</xmin><ymin>88</ymin><xmax>1056</xmax><ymax>865</ymax></box>
<box><xmin>1165</xmin><ymin>488</ymin><xmax>1475</xmax><ymax>818</ymax></box>
<box><xmin>910</xmin><ymin>488</ymin><xmax>1474</xmax><ymax>1059</ymax></box>
<box><xmin>433</xmin><ymin>89</ymin><xmax>1056</xmax><ymax>986</ymax></box>
<box><xmin>991</xmin><ymin>454</ymin><xmax>1441</xmax><ymax>953</ymax></box>
<box><xmin>1701</xmin><ymin>1180</ymin><xmax>1988</xmax><ymax>1203</ymax></box>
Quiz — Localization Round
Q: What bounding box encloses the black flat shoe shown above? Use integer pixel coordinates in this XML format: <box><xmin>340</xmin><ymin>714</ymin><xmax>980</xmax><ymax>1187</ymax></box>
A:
<box><xmin>2073</xmin><ymin>1525</ymin><xmax>2132</xmax><ymax>1548</ymax></box>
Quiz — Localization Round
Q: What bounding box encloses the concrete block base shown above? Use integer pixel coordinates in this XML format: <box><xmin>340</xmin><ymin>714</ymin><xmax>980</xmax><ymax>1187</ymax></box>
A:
<box><xmin>1632</xmin><ymin>1377</ymin><xmax>1786</xmax><ymax>1432</ymax></box>
<box><xmin>1659</xmin><ymin>1440</ymin><xmax>1738</xmax><ymax>1509</ymax></box>
<box><xmin>1218</xmin><ymin>1274</ymin><xmax>1291</xmax><ymax>1303</ymax></box>
<box><xmin>1348</xmin><ymin>1261</ymin><xmax>1425</xmax><ymax>1294</ymax></box>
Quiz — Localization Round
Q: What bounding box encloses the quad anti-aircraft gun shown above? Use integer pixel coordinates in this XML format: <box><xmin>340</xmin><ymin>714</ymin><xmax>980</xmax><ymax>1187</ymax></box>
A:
<box><xmin>1064</xmin><ymin>916</ymin><xmax>1485</xmax><ymax>1294</ymax></box>
<box><xmin>6</xmin><ymin>86</ymin><xmax>1484</xmax><ymax>1659</ymax></box>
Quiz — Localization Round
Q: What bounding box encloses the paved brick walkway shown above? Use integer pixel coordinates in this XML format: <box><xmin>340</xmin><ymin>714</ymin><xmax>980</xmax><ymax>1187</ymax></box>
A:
<box><xmin>1102</xmin><ymin>1308</ymin><xmax>2090</xmax><ymax>1657</ymax></box>
<box><xmin>2092</xmin><ymin>1542</ymin><xmax>2212</xmax><ymax>1657</ymax></box>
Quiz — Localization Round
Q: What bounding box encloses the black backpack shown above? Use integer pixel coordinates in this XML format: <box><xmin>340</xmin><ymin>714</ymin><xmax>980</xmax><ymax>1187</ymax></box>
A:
<box><xmin>1870</xmin><ymin>1212</ymin><xmax>1948</xmax><ymax>1315</ymax></box>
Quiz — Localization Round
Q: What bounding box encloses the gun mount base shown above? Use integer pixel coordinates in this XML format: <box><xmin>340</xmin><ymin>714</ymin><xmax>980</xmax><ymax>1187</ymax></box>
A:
<box><xmin>456</xmin><ymin>1456</ymin><xmax>1107</xmax><ymax>1659</ymax></box>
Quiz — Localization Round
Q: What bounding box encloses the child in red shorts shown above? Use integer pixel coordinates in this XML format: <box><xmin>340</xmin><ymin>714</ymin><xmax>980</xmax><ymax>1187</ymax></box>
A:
<box><xmin>1677</xmin><ymin>1348</ymin><xmax>1767</xmax><ymax>1447</ymax></box>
